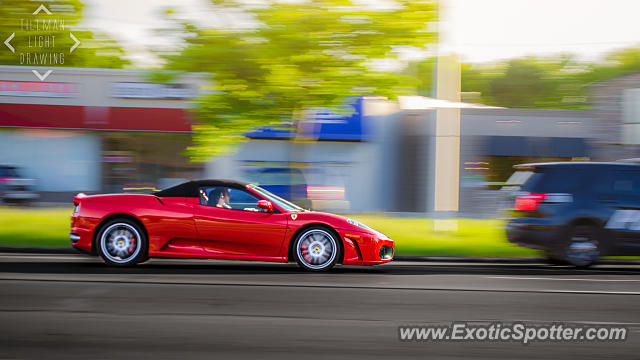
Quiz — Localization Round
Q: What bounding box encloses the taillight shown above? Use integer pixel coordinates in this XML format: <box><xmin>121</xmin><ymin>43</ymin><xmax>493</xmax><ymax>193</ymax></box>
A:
<box><xmin>73</xmin><ymin>193</ymin><xmax>87</xmax><ymax>213</ymax></box>
<box><xmin>514</xmin><ymin>192</ymin><xmax>572</xmax><ymax>211</ymax></box>
<box><xmin>515</xmin><ymin>193</ymin><xmax>547</xmax><ymax>211</ymax></box>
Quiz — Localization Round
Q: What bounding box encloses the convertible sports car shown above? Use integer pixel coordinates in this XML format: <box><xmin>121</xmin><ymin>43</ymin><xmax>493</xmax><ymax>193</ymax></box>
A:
<box><xmin>70</xmin><ymin>179</ymin><xmax>394</xmax><ymax>271</ymax></box>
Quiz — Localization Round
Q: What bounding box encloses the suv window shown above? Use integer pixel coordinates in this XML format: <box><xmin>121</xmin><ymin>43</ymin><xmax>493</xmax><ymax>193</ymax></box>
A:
<box><xmin>199</xmin><ymin>186</ymin><xmax>266</xmax><ymax>212</ymax></box>
<box><xmin>523</xmin><ymin>168</ymin><xmax>586</xmax><ymax>193</ymax></box>
<box><xmin>599</xmin><ymin>170</ymin><xmax>640</xmax><ymax>195</ymax></box>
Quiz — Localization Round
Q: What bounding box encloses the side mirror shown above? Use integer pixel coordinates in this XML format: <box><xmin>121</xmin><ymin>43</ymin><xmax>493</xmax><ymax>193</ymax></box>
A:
<box><xmin>257</xmin><ymin>200</ymin><xmax>274</xmax><ymax>212</ymax></box>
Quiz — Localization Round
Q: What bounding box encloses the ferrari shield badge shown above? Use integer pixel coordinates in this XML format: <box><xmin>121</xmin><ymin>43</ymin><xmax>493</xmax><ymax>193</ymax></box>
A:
<box><xmin>291</xmin><ymin>214</ymin><xmax>298</xmax><ymax>220</ymax></box>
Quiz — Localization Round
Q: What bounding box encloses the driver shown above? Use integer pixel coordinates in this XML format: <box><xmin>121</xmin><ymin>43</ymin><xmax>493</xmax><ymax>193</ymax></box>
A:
<box><xmin>210</xmin><ymin>187</ymin><xmax>231</xmax><ymax>209</ymax></box>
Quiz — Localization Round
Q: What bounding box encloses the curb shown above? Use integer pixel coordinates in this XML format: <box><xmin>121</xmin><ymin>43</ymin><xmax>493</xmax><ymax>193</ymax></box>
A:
<box><xmin>0</xmin><ymin>247</ymin><xmax>542</xmax><ymax>262</ymax></box>
<box><xmin>394</xmin><ymin>256</ymin><xmax>543</xmax><ymax>263</ymax></box>
<box><xmin>0</xmin><ymin>248</ymin><xmax>638</xmax><ymax>265</ymax></box>
<box><xmin>0</xmin><ymin>247</ymin><xmax>76</xmax><ymax>254</ymax></box>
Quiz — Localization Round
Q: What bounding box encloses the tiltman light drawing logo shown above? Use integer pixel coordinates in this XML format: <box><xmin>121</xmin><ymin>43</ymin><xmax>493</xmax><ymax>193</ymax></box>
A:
<box><xmin>3</xmin><ymin>3</ymin><xmax>81</xmax><ymax>81</ymax></box>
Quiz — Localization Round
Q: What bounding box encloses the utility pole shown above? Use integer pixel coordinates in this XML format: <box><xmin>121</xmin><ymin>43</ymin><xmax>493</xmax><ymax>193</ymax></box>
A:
<box><xmin>432</xmin><ymin>1</ymin><xmax>461</xmax><ymax>213</ymax></box>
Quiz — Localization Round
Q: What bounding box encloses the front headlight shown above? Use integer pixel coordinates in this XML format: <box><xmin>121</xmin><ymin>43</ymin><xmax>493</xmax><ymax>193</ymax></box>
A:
<box><xmin>346</xmin><ymin>218</ymin><xmax>373</xmax><ymax>231</ymax></box>
<box><xmin>73</xmin><ymin>204</ymin><xmax>80</xmax><ymax>213</ymax></box>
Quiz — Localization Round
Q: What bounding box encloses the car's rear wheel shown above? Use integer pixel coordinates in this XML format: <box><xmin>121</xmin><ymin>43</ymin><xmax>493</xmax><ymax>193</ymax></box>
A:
<box><xmin>562</xmin><ymin>225</ymin><xmax>600</xmax><ymax>268</ymax></box>
<box><xmin>97</xmin><ymin>218</ymin><xmax>147</xmax><ymax>266</ymax></box>
<box><xmin>293</xmin><ymin>227</ymin><xmax>340</xmax><ymax>271</ymax></box>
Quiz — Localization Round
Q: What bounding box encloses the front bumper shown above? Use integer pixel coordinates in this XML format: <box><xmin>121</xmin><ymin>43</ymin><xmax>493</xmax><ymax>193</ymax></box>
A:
<box><xmin>339</xmin><ymin>229</ymin><xmax>394</xmax><ymax>265</ymax></box>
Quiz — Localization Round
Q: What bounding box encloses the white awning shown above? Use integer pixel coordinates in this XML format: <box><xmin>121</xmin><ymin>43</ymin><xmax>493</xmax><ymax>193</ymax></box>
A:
<box><xmin>398</xmin><ymin>96</ymin><xmax>504</xmax><ymax>110</ymax></box>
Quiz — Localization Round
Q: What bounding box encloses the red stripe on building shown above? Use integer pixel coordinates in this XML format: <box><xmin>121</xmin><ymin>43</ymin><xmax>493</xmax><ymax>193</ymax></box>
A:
<box><xmin>0</xmin><ymin>103</ymin><xmax>193</xmax><ymax>132</ymax></box>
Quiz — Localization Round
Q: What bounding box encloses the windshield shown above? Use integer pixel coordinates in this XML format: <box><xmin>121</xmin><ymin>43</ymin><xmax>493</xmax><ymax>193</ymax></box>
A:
<box><xmin>249</xmin><ymin>185</ymin><xmax>304</xmax><ymax>212</ymax></box>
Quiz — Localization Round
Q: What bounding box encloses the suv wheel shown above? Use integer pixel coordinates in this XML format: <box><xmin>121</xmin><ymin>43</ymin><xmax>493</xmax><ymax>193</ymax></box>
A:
<box><xmin>562</xmin><ymin>225</ymin><xmax>600</xmax><ymax>268</ymax></box>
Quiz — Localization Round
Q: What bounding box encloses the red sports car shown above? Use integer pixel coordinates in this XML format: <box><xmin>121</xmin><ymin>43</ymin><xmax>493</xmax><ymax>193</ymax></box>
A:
<box><xmin>70</xmin><ymin>179</ymin><xmax>394</xmax><ymax>271</ymax></box>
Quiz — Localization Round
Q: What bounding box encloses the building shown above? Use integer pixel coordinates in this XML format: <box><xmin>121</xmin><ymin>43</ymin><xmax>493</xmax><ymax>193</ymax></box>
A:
<box><xmin>205</xmin><ymin>96</ymin><xmax>400</xmax><ymax>212</ymax></box>
<box><xmin>2</xmin><ymin>65</ymin><xmax>632</xmax><ymax>213</ymax></box>
<box><xmin>589</xmin><ymin>71</ymin><xmax>640</xmax><ymax>159</ymax></box>
<box><xmin>0</xmin><ymin>65</ymin><xmax>207</xmax><ymax>199</ymax></box>
<box><xmin>207</xmin><ymin>96</ymin><xmax>596</xmax><ymax>214</ymax></box>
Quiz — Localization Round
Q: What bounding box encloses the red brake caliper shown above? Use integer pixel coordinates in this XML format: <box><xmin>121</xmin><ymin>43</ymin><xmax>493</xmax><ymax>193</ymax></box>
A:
<box><xmin>300</xmin><ymin>242</ymin><xmax>310</xmax><ymax>262</ymax></box>
<box><xmin>128</xmin><ymin>236</ymin><xmax>136</xmax><ymax>255</ymax></box>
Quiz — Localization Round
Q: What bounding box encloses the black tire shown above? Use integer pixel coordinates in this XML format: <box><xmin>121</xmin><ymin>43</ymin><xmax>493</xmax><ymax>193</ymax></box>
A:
<box><xmin>96</xmin><ymin>218</ymin><xmax>148</xmax><ymax>266</ymax></box>
<box><xmin>561</xmin><ymin>225</ymin><xmax>601</xmax><ymax>268</ymax></box>
<box><xmin>292</xmin><ymin>226</ymin><xmax>341</xmax><ymax>272</ymax></box>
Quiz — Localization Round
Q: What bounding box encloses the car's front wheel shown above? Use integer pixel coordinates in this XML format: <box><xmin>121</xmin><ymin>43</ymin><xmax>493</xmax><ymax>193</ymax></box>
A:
<box><xmin>97</xmin><ymin>218</ymin><xmax>147</xmax><ymax>266</ymax></box>
<box><xmin>293</xmin><ymin>227</ymin><xmax>340</xmax><ymax>271</ymax></box>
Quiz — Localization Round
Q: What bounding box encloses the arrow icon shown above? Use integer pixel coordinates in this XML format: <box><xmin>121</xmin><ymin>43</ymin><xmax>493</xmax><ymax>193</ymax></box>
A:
<box><xmin>33</xmin><ymin>4</ymin><xmax>52</xmax><ymax>15</ymax></box>
<box><xmin>32</xmin><ymin>69</ymin><xmax>53</xmax><ymax>81</ymax></box>
<box><xmin>70</xmin><ymin>33</ymin><xmax>80</xmax><ymax>53</ymax></box>
<box><xmin>4</xmin><ymin>33</ymin><xmax>14</xmax><ymax>53</ymax></box>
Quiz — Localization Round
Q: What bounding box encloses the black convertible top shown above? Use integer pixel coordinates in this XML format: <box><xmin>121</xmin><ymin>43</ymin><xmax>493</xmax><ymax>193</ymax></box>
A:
<box><xmin>154</xmin><ymin>179</ymin><xmax>251</xmax><ymax>197</ymax></box>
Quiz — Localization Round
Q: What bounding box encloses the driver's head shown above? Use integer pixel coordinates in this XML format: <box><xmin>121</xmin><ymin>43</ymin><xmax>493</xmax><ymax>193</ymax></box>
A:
<box><xmin>210</xmin><ymin>187</ymin><xmax>230</xmax><ymax>206</ymax></box>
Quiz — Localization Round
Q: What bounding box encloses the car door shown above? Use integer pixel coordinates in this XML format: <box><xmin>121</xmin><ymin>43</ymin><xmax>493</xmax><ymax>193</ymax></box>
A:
<box><xmin>193</xmin><ymin>186</ymin><xmax>288</xmax><ymax>258</ymax></box>
<box><xmin>600</xmin><ymin>169</ymin><xmax>640</xmax><ymax>252</ymax></box>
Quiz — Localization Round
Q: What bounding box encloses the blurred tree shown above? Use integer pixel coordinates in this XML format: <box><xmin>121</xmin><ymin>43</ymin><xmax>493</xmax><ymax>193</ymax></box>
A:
<box><xmin>462</xmin><ymin>57</ymin><xmax>590</xmax><ymax>109</ymax></box>
<box><xmin>409</xmin><ymin>47</ymin><xmax>640</xmax><ymax>110</ymax></box>
<box><xmin>161</xmin><ymin>0</ymin><xmax>437</xmax><ymax>161</ymax></box>
<box><xmin>0</xmin><ymin>0</ymin><xmax>128</xmax><ymax>68</ymax></box>
<box><xmin>580</xmin><ymin>47</ymin><xmax>640</xmax><ymax>85</ymax></box>
<box><xmin>487</xmin><ymin>59</ymin><xmax>557</xmax><ymax>108</ymax></box>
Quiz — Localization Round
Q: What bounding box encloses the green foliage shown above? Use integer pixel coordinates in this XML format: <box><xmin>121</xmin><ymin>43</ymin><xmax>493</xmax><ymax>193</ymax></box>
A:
<box><xmin>578</xmin><ymin>47</ymin><xmax>640</xmax><ymax>85</ymax></box>
<box><xmin>0</xmin><ymin>0</ymin><xmax>128</xmax><ymax>68</ymax></box>
<box><xmin>162</xmin><ymin>0</ymin><xmax>437</xmax><ymax>162</ymax></box>
<box><xmin>461</xmin><ymin>56</ymin><xmax>590</xmax><ymax>109</ymax></box>
<box><xmin>411</xmin><ymin>47</ymin><xmax>640</xmax><ymax>110</ymax></box>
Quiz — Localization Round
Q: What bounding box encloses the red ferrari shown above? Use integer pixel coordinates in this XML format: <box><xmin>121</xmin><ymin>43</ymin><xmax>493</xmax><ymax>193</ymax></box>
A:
<box><xmin>70</xmin><ymin>179</ymin><xmax>394</xmax><ymax>271</ymax></box>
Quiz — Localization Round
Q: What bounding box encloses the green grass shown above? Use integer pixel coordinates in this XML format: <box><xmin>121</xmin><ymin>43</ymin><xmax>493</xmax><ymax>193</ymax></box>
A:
<box><xmin>0</xmin><ymin>206</ymin><xmax>540</xmax><ymax>257</ymax></box>
<box><xmin>0</xmin><ymin>206</ymin><xmax>73</xmax><ymax>248</ymax></box>
<box><xmin>349</xmin><ymin>215</ymin><xmax>540</xmax><ymax>257</ymax></box>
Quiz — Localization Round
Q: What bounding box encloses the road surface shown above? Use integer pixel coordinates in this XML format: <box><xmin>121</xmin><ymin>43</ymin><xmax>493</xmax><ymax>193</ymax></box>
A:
<box><xmin>1</xmin><ymin>253</ymin><xmax>639</xmax><ymax>359</ymax></box>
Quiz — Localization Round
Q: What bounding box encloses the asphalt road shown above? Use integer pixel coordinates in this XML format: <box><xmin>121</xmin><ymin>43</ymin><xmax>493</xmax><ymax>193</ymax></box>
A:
<box><xmin>1</xmin><ymin>253</ymin><xmax>640</xmax><ymax>359</ymax></box>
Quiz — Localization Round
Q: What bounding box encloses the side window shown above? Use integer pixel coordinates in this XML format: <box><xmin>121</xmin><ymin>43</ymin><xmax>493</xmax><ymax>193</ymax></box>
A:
<box><xmin>527</xmin><ymin>168</ymin><xmax>585</xmax><ymax>193</ymax></box>
<box><xmin>608</xmin><ymin>171</ymin><xmax>640</xmax><ymax>195</ymax></box>
<box><xmin>199</xmin><ymin>186</ymin><xmax>266</xmax><ymax>212</ymax></box>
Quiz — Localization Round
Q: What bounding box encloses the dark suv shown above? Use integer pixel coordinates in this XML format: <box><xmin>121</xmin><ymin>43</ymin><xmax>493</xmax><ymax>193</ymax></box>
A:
<box><xmin>505</xmin><ymin>162</ymin><xmax>640</xmax><ymax>267</ymax></box>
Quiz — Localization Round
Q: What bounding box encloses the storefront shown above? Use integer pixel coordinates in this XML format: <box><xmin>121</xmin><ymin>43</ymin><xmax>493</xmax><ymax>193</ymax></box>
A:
<box><xmin>0</xmin><ymin>66</ymin><xmax>206</xmax><ymax>195</ymax></box>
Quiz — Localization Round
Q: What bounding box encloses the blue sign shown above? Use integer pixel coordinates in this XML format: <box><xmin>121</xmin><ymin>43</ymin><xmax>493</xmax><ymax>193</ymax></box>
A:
<box><xmin>244</xmin><ymin>96</ymin><xmax>366</xmax><ymax>141</ymax></box>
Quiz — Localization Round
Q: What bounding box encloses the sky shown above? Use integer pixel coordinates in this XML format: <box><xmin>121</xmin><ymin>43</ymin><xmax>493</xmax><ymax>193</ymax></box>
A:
<box><xmin>82</xmin><ymin>0</ymin><xmax>640</xmax><ymax>67</ymax></box>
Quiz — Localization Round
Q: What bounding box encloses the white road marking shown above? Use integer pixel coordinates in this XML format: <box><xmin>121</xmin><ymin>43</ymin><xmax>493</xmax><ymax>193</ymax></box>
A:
<box><xmin>489</xmin><ymin>276</ymin><xmax>640</xmax><ymax>282</ymax></box>
<box><xmin>1</xmin><ymin>276</ymin><xmax>640</xmax><ymax>295</ymax></box>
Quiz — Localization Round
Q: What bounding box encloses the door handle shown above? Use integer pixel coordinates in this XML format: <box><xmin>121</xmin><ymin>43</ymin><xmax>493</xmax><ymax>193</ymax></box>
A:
<box><xmin>598</xmin><ymin>199</ymin><xmax>616</xmax><ymax>203</ymax></box>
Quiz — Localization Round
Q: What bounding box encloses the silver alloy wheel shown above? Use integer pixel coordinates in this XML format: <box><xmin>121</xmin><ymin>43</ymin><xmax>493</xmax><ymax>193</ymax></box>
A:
<box><xmin>564</xmin><ymin>235</ymin><xmax>599</xmax><ymax>267</ymax></box>
<box><xmin>296</xmin><ymin>229</ymin><xmax>337</xmax><ymax>270</ymax></box>
<box><xmin>100</xmin><ymin>222</ymin><xmax>142</xmax><ymax>264</ymax></box>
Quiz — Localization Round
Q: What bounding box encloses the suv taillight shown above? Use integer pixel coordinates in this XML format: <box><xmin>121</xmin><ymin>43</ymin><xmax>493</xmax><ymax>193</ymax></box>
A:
<box><xmin>515</xmin><ymin>193</ymin><xmax>547</xmax><ymax>211</ymax></box>
<box><xmin>514</xmin><ymin>192</ymin><xmax>572</xmax><ymax>211</ymax></box>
